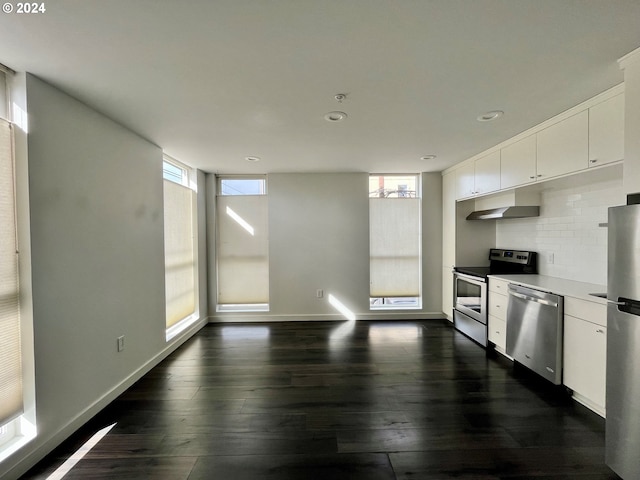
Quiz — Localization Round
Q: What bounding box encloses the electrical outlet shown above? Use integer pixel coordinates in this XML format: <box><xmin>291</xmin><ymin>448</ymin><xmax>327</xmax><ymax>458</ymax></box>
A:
<box><xmin>316</xmin><ymin>289</ymin><xmax>324</xmax><ymax>298</ymax></box>
<box><xmin>548</xmin><ymin>253</ymin><xmax>554</xmax><ymax>264</ymax></box>
<box><xmin>117</xmin><ymin>335</ymin><xmax>125</xmax><ymax>352</ymax></box>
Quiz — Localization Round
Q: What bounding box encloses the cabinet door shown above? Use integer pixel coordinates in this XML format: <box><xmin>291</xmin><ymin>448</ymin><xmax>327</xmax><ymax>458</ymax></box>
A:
<box><xmin>455</xmin><ymin>162</ymin><xmax>475</xmax><ymax>199</ymax></box>
<box><xmin>563</xmin><ymin>315</ymin><xmax>607</xmax><ymax>410</ymax></box>
<box><xmin>501</xmin><ymin>135</ymin><xmax>537</xmax><ymax>189</ymax></box>
<box><xmin>537</xmin><ymin>111</ymin><xmax>588</xmax><ymax>180</ymax></box>
<box><xmin>589</xmin><ymin>93</ymin><xmax>624</xmax><ymax>168</ymax></box>
<box><xmin>474</xmin><ymin>151</ymin><xmax>501</xmax><ymax>195</ymax></box>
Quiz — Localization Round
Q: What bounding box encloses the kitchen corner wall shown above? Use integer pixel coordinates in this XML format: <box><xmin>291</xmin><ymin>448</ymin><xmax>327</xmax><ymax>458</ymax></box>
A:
<box><xmin>496</xmin><ymin>177</ymin><xmax>624</xmax><ymax>285</ymax></box>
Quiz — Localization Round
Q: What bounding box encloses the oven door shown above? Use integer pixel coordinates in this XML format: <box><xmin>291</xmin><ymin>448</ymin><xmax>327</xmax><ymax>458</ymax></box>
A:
<box><xmin>453</xmin><ymin>272</ymin><xmax>487</xmax><ymax>324</ymax></box>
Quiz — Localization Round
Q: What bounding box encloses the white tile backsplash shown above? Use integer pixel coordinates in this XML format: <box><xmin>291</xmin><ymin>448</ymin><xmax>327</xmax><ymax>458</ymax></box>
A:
<box><xmin>496</xmin><ymin>178</ymin><xmax>624</xmax><ymax>285</ymax></box>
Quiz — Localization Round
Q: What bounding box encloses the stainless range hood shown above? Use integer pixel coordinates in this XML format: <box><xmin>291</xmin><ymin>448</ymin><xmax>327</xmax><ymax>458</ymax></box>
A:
<box><xmin>464</xmin><ymin>190</ymin><xmax>541</xmax><ymax>220</ymax></box>
<box><xmin>466</xmin><ymin>205</ymin><xmax>540</xmax><ymax>220</ymax></box>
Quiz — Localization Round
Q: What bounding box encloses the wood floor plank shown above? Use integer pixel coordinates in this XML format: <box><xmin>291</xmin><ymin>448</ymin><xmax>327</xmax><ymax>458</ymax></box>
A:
<box><xmin>187</xmin><ymin>453</ymin><xmax>396</xmax><ymax>480</ymax></box>
<box><xmin>20</xmin><ymin>320</ymin><xmax>618</xmax><ymax>480</ymax></box>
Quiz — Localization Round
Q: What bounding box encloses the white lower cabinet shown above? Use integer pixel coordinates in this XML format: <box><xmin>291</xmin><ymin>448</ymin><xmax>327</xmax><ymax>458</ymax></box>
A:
<box><xmin>563</xmin><ymin>297</ymin><xmax>607</xmax><ymax>416</ymax></box>
<box><xmin>488</xmin><ymin>315</ymin><xmax>506</xmax><ymax>350</ymax></box>
<box><xmin>488</xmin><ymin>278</ymin><xmax>509</xmax><ymax>352</ymax></box>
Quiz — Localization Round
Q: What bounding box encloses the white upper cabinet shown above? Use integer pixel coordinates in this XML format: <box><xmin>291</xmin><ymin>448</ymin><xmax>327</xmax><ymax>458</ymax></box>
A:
<box><xmin>474</xmin><ymin>151</ymin><xmax>501</xmax><ymax>195</ymax></box>
<box><xmin>589</xmin><ymin>93</ymin><xmax>624</xmax><ymax>167</ymax></box>
<box><xmin>455</xmin><ymin>162</ymin><xmax>476</xmax><ymax>199</ymax></box>
<box><xmin>537</xmin><ymin>110</ymin><xmax>589</xmax><ymax>180</ymax></box>
<box><xmin>500</xmin><ymin>135</ymin><xmax>537</xmax><ymax>189</ymax></box>
<box><xmin>455</xmin><ymin>151</ymin><xmax>500</xmax><ymax>199</ymax></box>
<box><xmin>448</xmin><ymin>86</ymin><xmax>624</xmax><ymax>202</ymax></box>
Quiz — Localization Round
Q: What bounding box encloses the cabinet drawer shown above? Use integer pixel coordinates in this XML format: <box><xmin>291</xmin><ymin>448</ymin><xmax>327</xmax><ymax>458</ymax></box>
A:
<box><xmin>489</xmin><ymin>292</ymin><xmax>508</xmax><ymax>320</ymax></box>
<box><xmin>564</xmin><ymin>296</ymin><xmax>607</xmax><ymax>327</ymax></box>
<box><xmin>489</xmin><ymin>278</ymin><xmax>510</xmax><ymax>295</ymax></box>
<box><xmin>488</xmin><ymin>315</ymin><xmax>506</xmax><ymax>350</ymax></box>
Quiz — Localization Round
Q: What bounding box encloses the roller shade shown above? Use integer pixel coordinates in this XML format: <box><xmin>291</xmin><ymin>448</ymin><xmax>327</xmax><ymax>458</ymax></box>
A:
<box><xmin>163</xmin><ymin>180</ymin><xmax>196</xmax><ymax>328</ymax></box>
<box><xmin>0</xmin><ymin>118</ymin><xmax>23</xmax><ymax>425</ymax></box>
<box><xmin>216</xmin><ymin>195</ymin><xmax>269</xmax><ymax>304</ymax></box>
<box><xmin>369</xmin><ymin>197</ymin><xmax>420</xmax><ymax>297</ymax></box>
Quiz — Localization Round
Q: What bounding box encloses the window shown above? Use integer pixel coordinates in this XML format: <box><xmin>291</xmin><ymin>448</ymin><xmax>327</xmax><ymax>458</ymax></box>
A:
<box><xmin>163</xmin><ymin>161</ymin><xmax>186</xmax><ymax>185</ymax></box>
<box><xmin>220</xmin><ymin>177</ymin><xmax>265</xmax><ymax>196</ymax></box>
<box><xmin>216</xmin><ymin>176</ymin><xmax>268</xmax><ymax>311</ymax></box>
<box><xmin>0</xmin><ymin>113</ymin><xmax>22</xmax><ymax>431</ymax></box>
<box><xmin>369</xmin><ymin>174</ymin><xmax>421</xmax><ymax>309</ymax></box>
<box><xmin>0</xmin><ymin>66</ymin><xmax>36</xmax><ymax>461</ymax></box>
<box><xmin>163</xmin><ymin>156</ymin><xmax>198</xmax><ymax>340</ymax></box>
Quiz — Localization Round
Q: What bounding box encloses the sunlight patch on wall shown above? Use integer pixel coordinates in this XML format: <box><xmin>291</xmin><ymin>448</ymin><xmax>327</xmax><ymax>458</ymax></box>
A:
<box><xmin>226</xmin><ymin>206</ymin><xmax>254</xmax><ymax>235</ymax></box>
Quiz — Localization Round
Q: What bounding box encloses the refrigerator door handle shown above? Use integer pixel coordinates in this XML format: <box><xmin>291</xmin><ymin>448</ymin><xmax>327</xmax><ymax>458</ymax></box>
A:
<box><xmin>608</xmin><ymin>297</ymin><xmax>640</xmax><ymax>317</ymax></box>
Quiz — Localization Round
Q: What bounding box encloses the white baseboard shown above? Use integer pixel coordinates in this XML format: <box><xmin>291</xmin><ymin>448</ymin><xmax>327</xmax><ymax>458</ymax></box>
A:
<box><xmin>3</xmin><ymin>317</ymin><xmax>208</xmax><ymax>480</ymax></box>
<box><xmin>571</xmin><ymin>391</ymin><xmax>606</xmax><ymax>418</ymax></box>
<box><xmin>208</xmin><ymin>312</ymin><xmax>446</xmax><ymax>323</ymax></box>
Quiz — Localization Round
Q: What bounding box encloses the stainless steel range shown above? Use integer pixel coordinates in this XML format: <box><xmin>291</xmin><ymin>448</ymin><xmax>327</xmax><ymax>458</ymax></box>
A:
<box><xmin>453</xmin><ymin>248</ymin><xmax>537</xmax><ymax>347</ymax></box>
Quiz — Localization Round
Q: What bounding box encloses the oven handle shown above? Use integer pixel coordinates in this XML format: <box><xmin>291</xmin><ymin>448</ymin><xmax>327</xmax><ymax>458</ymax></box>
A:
<box><xmin>508</xmin><ymin>290</ymin><xmax>558</xmax><ymax>307</ymax></box>
<box><xmin>454</xmin><ymin>272</ymin><xmax>487</xmax><ymax>285</ymax></box>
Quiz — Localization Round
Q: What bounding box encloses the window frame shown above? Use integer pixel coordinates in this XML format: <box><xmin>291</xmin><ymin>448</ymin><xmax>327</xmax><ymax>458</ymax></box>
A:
<box><xmin>163</xmin><ymin>155</ymin><xmax>199</xmax><ymax>341</ymax></box>
<box><xmin>215</xmin><ymin>175</ymin><xmax>269</xmax><ymax>312</ymax></box>
<box><xmin>217</xmin><ymin>175</ymin><xmax>267</xmax><ymax>196</ymax></box>
<box><xmin>368</xmin><ymin>173</ymin><xmax>422</xmax><ymax>310</ymax></box>
<box><xmin>0</xmin><ymin>65</ymin><xmax>37</xmax><ymax>464</ymax></box>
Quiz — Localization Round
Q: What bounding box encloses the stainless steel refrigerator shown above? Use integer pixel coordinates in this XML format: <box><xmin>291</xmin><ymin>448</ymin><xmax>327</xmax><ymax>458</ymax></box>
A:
<box><xmin>606</xmin><ymin>204</ymin><xmax>640</xmax><ymax>479</ymax></box>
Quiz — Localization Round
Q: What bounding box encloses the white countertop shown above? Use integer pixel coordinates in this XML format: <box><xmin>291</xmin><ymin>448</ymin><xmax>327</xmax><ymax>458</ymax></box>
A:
<box><xmin>487</xmin><ymin>274</ymin><xmax>607</xmax><ymax>304</ymax></box>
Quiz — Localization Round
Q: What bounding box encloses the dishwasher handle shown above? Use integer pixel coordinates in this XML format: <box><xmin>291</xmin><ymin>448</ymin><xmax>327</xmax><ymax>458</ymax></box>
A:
<box><xmin>508</xmin><ymin>289</ymin><xmax>559</xmax><ymax>307</ymax></box>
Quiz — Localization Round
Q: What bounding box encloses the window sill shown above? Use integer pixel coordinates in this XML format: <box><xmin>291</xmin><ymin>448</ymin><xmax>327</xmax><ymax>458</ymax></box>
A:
<box><xmin>216</xmin><ymin>304</ymin><xmax>269</xmax><ymax>313</ymax></box>
<box><xmin>166</xmin><ymin>312</ymin><xmax>201</xmax><ymax>342</ymax></box>
<box><xmin>0</xmin><ymin>417</ymin><xmax>36</xmax><ymax>464</ymax></box>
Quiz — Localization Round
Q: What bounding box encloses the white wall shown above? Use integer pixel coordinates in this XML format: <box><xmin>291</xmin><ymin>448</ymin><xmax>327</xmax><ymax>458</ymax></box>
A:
<box><xmin>205</xmin><ymin>173</ymin><xmax>218</xmax><ymax>316</ymax></box>
<box><xmin>421</xmin><ymin>173</ymin><xmax>444</xmax><ymax>311</ymax></box>
<box><xmin>268</xmin><ymin>173</ymin><xmax>370</xmax><ymax>317</ymax></box>
<box><xmin>196</xmin><ymin>169</ymin><xmax>208</xmax><ymax>320</ymax></box>
<box><xmin>210</xmin><ymin>172</ymin><xmax>444</xmax><ymax>321</ymax></box>
<box><xmin>2</xmin><ymin>75</ymin><xmax>208</xmax><ymax>480</ymax></box>
<box><xmin>497</xmin><ymin>177</ymin><xmax>624</xmax><ymax>285</ymax></box>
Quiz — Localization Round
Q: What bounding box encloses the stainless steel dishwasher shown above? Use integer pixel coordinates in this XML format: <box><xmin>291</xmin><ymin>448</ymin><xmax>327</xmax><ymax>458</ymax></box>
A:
<box><xmin>506</xmin><ymin>284</ymin><xmax>563</xmax><ymax>384</ymax></box>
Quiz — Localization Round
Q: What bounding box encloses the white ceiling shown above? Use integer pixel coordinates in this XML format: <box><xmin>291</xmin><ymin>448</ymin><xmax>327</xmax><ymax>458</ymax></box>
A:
<box><xmin>1</xmin><ymin>0</ymin><xmax>639</xmax><ymax>175</ymax></box>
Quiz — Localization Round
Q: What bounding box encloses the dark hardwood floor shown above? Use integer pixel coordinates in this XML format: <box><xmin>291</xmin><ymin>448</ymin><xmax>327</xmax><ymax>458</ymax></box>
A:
<box><xmin>21</xmin><ymin>320</ymin><xmax>620</xmax><ymax>479</ymax></box>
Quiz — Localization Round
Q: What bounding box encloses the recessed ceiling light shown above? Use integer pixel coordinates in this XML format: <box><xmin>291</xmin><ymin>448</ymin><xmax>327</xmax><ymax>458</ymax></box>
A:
<box><xmin>324</xmin><ymin>111</ymin><xmax>348</xmax><ymax>122</ymax></box>
<box><xmin>245</xmin><ymin>156</ymin><xmax>261</xmax><ymax>162</ymax></box>
<box><xmin>477</xmin><ymin>110</ymin><xmax>504</xmax><ymax>122</ymax></box>
<box><xmin>421</xmin><ymin>155</ymin><xmax>437</xmax><ymax>161</ymax></box>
